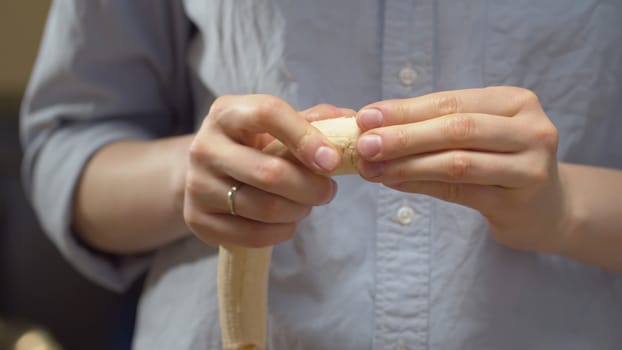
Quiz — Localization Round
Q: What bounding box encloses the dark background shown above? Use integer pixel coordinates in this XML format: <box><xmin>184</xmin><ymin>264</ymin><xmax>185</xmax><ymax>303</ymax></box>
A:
<box><xmin>1</xmin><ymin>2</ymin><xmax>142</xmax><ymax>349</ymax></box>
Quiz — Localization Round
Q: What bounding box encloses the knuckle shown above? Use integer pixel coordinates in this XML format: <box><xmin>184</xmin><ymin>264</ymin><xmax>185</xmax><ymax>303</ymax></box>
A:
<box><xmin>255</xmin><ymin>95</ymin><xmax>284</xmax><ymax>125</ymax></box>
<box><xmin>293</xmin><ymin>128</ymin><xmax>316</xmax><ymax>156</ymax></box>
<box><xmin>207</xmin><ymin>96</ymin><xmax>231</xmax><ymax>120</ymax></box>
<box><xmin>518</xmin><ymin>87</ymin><xmax>539</xmax><ymax>103</ymax></box>
<box><xmin>435</xmin><ymin>94</ymin><xmax>461</xmax><ymax>115</ymax></box>
<box><xmin>514</xmin><ymin>87</ymin><xmax>540</xmax><ymax>108</ymax></box>
<box><xmin>446</xmin><ymin>114</ymin><xmax>475</xmax><ymax>145</ymax></box>
<box><xmin>533</xmin><ymin>122</ymin><xmax>559</xmax><ymax>152</ymax></box>
<box><xmin>395</xmin><ymin>127</ymin><xmax>410</xmax><ymax>150</ymax></box>
<box><xmin>528</xmin><ymin>161</ymin><xmax>550</xmax><ymax>185</ymax></box>
<box><xmin>188</xmin><ymin>140</ymin><xmax>212</xmax><ymax>164</ymax></box>
<box><xmin>447</xmin><ymin>152</ymin><xmax>471</xmax><ymax>180</ymax></box>
<box><xmin>253</xmin><ymin>157</ymin><xmax>287</xmax><ymax>189</ymax></box>
<box><xmin>394</xmin><ymin>103</ymin><xmax>410</xmax><ymax>123</ymax></box>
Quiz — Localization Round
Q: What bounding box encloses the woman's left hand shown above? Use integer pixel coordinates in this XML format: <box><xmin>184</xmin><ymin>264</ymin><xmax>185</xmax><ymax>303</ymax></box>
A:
<box><xmin>356</xmin><ymin>86</ymin><xmax>570</xmax><ymax>254</ymax></box>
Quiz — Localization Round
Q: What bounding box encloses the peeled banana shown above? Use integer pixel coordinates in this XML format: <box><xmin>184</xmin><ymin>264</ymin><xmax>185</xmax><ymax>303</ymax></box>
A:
<box><xmin>218</xmin><ymin>116</ymin><xmax>361</xmax><ymax>350</ymax></box>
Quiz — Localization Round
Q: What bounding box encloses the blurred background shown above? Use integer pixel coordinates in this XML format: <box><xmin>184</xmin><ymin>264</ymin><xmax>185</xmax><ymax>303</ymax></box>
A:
<box><xmin>1</xmin><ymin>2</ymin><xmax>142</xmax><ymax>349</ymax></box>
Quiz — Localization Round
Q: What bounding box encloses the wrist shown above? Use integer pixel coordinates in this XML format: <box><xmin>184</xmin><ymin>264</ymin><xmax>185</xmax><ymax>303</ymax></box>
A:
<box><xmin>553</xmin><ymin>164</ymin><xmax>587</xmax><ymax>259</ymax></box>
<box><xmin>543</xmin><ymin>163</ymin><xmax>622</xmax><ymax>270</ymax></box>
<box><xmin>154</xmin><ymin>134</ymin><xmax>194</xmax><ymax>237</ymax></box>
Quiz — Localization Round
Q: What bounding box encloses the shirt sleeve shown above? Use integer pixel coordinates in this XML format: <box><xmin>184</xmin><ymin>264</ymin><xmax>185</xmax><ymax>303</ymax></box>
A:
<box><xmin>19</xmin><ymin>0</ymin><xmax>194</xmax><ymax>292</ymax></box>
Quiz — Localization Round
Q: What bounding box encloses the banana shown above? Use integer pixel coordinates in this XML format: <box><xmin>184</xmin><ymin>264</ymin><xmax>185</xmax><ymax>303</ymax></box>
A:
<box><xmin>218</xmin><ymin>116</ymin><xmax>361</xmax><ymax>350</ymax></box>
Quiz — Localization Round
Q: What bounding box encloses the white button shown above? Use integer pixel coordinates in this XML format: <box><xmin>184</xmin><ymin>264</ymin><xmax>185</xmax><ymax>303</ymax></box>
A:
<box><xmin>397</xmin><ymin>206</ymin><xmax>415</xmax><ymax>226</ymax></box>
<box><xmin>398</xmin><ymin>66</ymin><xmax>418</xmax><ymax>86</ymax></box>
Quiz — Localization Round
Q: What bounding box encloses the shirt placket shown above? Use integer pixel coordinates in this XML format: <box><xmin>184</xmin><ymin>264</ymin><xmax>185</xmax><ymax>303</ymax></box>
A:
<box><xmin>381</xmin><ymin>0</ymin><xmax>435</xmax><ymax>100</ymax></box>
<box><xmin>375</xmin><ymin>0</ymin><xmax>435</xmax><ymax>349</ymax></box>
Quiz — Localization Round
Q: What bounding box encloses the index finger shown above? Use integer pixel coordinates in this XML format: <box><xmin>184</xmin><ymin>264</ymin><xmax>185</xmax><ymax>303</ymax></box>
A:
<box><xmin>214</xmin><ymin>95</ymin><xmax>342</xmax><ymax>173</ymax></box>
<box><xmin>356</xmin><ymin>86</ymin><xmax>533</xmax><ymax>131</ymax></box>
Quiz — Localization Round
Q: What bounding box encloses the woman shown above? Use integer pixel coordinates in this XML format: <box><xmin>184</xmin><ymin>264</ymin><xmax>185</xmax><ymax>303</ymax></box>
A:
<box><xmin>21</xmin><ymin>1</ymin><xmax>622</xmax><ymax>349</ymax></box>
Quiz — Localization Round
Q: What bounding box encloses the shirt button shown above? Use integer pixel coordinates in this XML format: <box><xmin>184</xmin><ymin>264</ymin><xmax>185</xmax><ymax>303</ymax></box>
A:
<box><xmin>398</xmin><ymin>66</ymin><xmax>418</xmax><ymax>86</ymax></box>
<box><xmin>397</xmin><ymin>205</ymin><xmax>415</xmax><ymax>226</ymax></box>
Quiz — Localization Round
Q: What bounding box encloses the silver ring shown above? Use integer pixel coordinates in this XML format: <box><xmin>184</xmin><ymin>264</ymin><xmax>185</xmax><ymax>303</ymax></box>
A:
<box><xmin>226</xmin><ymin>185</ymin><xmax>241</xmax><ymax>216</ymax></box>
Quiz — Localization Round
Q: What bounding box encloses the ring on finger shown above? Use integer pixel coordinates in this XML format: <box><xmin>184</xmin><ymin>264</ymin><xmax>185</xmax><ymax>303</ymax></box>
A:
<box><xmin>227</xmin><ymin>184</ymin><xmax>242</xmax><ymax>216</ymax></box>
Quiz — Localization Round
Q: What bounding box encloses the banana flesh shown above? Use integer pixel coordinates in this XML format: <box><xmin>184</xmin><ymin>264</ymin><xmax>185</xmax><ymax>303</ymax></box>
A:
<box><xmin>218</xmin><ymin>117</ymin><xmax>361</xmax><ymax>350</ymax></box>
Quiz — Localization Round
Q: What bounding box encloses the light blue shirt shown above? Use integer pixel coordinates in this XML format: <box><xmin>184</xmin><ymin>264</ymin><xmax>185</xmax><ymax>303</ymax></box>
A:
<box><xmin>21</xmin><ymin>1</ymin><xmax>622</xmax><ymax>349</ymax></box>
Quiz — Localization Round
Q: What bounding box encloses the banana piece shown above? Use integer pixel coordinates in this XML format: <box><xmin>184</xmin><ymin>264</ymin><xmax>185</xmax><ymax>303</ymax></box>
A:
<box><xmin>218</xmin><ymin>245</ymin><xmax>273</xmax><ymax>350</ymax></box>
<box><xmin>261</xmin><ymin>116</ymin><xmax>362</xmax><ymax>175</ymax></box>
<box><xmin>218</xmin><ymin>116</ymin><xmax>361</xmax><ymax>350</ymax></box>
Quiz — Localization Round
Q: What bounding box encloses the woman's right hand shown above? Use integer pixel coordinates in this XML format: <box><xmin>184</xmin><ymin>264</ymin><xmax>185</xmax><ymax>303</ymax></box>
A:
<box><xmin>183</xmin><ymin>95</ymin><xmax>352</xmax><ymax>247</ymax></box>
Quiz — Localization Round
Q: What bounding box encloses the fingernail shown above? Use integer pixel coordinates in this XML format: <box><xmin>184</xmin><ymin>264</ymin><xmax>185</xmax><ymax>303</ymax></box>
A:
<box><xmin>324</xmin><ymin>179</ymin><xmax>338</xmax><ymax>204</ymax></box>
<box><xmin>357</xmin><ymin>135</ymin><xmax>382</xmax><ymax>158</ymax></box>
<box><xmin>314</xmin><ymin>146</ymin><xmax>340</xmax><ymax>171</ymax></box>
<box><xmin>360</xmin><ymin>161</ymin><xmax>384</xmax><ymax>178</ymax></box>
<box><xmin>358</xmin><ymin>108</ymin><xmax>383</xmax><ymax>129</ymax></box>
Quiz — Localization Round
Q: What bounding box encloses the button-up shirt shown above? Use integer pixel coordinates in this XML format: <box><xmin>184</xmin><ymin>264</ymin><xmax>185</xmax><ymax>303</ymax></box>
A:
<box><xmin>21</xmin><ymin>1</ymin><xmax>622</xmax><ymax>349</ymax></box>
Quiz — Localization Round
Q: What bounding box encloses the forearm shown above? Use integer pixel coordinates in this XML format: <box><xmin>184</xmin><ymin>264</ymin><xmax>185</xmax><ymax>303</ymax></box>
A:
<box><xmin>558</xmin><ymin>163</ymin><xmax>622</xmax><ymax>271</ymax></box>
<box><xmin>73</xmin><ymin>135</ymin><xmax>193</xmax><ymax>254</ymax></box>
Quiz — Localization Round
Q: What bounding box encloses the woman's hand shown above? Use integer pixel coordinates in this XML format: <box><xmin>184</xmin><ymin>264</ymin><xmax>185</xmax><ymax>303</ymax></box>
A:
<box><xmin>355</xmin><ymin>87</ymin><xmax>568</xmax><ymax>254</ymax></box>
<box><xmin>184</xmin><ymin>95</ymin><xmax>353</xmax><ymax>248</ymax></box>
